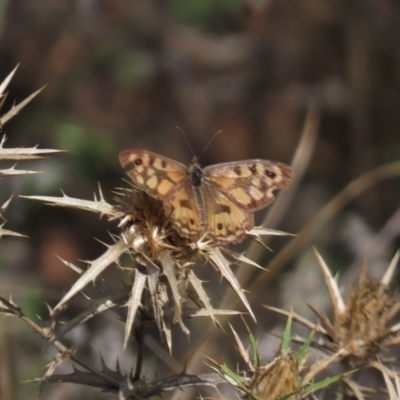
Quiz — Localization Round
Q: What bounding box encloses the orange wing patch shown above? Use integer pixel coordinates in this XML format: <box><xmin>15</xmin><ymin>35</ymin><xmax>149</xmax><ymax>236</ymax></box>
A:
<box><xmin>203</xmin><ymin>188</ymin><xmax>253</xmax><ymax>244</ymax></box>
<box><xmin>119</xmin><ymin>150</ymin><xmax>187</xmax><ymax>199</ymax></box>
<box><xmin>206</xmin><ymin>160</ymin><xmax>293</xmax><ymax>212</ymax></box>
<box><xmin>166</xmin><ymin>185</ymin><xmax>202</xmax><ymax>240</ymax></box>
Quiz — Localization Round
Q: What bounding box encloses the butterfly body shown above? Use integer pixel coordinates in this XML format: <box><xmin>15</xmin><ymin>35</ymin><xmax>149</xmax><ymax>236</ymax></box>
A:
<box><xmin>119</xmin><ymin>149</ymin><xmax>293</xmax><ymax>245</ymax></box>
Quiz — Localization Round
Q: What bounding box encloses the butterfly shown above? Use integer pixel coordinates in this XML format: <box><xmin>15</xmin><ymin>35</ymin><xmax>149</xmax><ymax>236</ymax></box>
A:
<box><xmin>119</xmin><ymin>149</ymin><xmax>293</xmax><ymax>245</ymax></box>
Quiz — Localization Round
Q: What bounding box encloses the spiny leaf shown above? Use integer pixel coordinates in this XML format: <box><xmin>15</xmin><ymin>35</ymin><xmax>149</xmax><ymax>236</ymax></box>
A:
<box><xmin>296</xmin><ymin>329</ymin><xmax>314</xmax><ymax>364</ymax></box>
<box><xmin>281</xmin><ymin>312</ymin><xmax>293</xmax><ymax>352</ymax></box>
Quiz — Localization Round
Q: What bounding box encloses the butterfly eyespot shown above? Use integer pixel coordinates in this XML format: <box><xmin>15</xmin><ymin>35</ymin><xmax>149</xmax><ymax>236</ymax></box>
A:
<box><xmin>134</xmin><ymin>159</ymin><xmax>143</xmax><ymax>166</ymax></box>
<box><xmin>265</xmin><ymin>170</ymin><xmax>276</xmax><ymax>178</ymax></box>
<box><xmin>217</xmin><ymin>223</ymin><xmax>223</xmax><ymax>230</ymax></box>
<box><xmin>233</xmin><ymin>166</ymin><xmax>242</xmax><ymax>176</ymax></box>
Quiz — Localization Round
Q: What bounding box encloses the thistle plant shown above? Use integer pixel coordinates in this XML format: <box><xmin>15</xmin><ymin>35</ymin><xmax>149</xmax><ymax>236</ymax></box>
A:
<box><xmin>0</xmin><ymin>66</ymin><xmax>58</xmax><ymax>237</ymax></box>
<box><xmin>208</xmin><ymin>316</ymin><xmax>346</xmax><ymax>400</ymax></box>
<box><xmin>2</xmin><ymin>133</ymin><xmax>292</xmax><ymax>396</ymax></box>
<box><xmin>265</xmin><ymin>249</ymin><xmax>400</xmax><ymax>399</ymax></box>
<box><xmin>2</xmin><ymin>65</ymin><xmax>400</xmax><ymax>399</ymax></box>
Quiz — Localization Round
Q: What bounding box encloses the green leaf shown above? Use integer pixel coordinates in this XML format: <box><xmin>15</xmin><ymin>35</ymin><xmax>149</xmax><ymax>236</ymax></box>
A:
<box><xmin>248</xmin><ymin>331</ymin><xmax>260</xmax><ymax>368</ymax></box>
<box><xmin>303</xmin><ymin>373</ymin><xmax>343</xmax><ymax>395</ymax></box>
<box><xmin>279</xmin><ymin>390</ymin><xmax>301</xmax><ymax>400</ymax></box>
<box><xmin>221</xmin><ymin>363</ymin><xmax>244</xmax><ymax>386</ymax></box>
<box><xmin>296</xmin><ymin>329</ymin><xmax>315</xmax><ymax>364</ymax></box>
<box><xmin>220</xmin><ymin>364</ymin><xmax>258</xmax><ymax>400</ymax></box>
<box><xmin>281</xmin><ymin>313</ymin><xmax>293</xmax><ymax>352</ymax></box>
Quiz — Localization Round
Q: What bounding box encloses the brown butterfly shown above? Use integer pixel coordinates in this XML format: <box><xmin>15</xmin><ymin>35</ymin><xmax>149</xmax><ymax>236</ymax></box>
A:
<box><xmin>119</xmin><ymin>150</ymin><xmax>293</xmax><ymax>245</ymax></box>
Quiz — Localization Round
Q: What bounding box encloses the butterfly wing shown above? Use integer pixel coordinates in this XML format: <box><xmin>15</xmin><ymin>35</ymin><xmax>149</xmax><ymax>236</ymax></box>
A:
<box><xmin>119</xmin><ymin>149</ymin><xmax>189</xmax><ymax>199</ymax></box>
<box><xmin>119</xmin><ymin>149</ymin><xmax>203</xmax><ymax>241</ymax></box>
<box><xmin>167</xmin><ymin>180</ymin><xmax>204</xmax><ymax>241</ymax></box>
<box><xmin>202</xmin><ymin>185</ymin><xmax>253</xmax><ymax>244</ymax></box>
<box><xmin>204</xmin><ymin>159</ymin><xmax>293</xmax><ymax>211</ymax></box>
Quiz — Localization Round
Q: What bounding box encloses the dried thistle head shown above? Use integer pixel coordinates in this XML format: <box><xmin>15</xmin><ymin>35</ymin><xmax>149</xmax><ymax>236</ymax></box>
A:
<box><xmin>333</xmin><ymin>278</ymin><xmax>396</xmax><ymax>361</ymax></box>
<box><xmin>117</xmin><ymin>185</ymin><xmax>217</xmax><ymax>262</ymax></box>
<box><xmin>116</xmin><ymin>187</ymin><xmax>178</xmax><ymax>257</ymax></box>
<box><xmin>309</xmin><ymin>250</ymin><xmax>400</xmax><ymax>366</ymax></box>
<box><xmin>29</xmin><ymin>179</ymin><xmax>287</xmax><ymax>351</ymax></box>
<box><xmin>209</xmin><ymin>316</ymin><xmax>343</xmax><ymax>400</ymax></box>
<box><xmin>250</xmin><ymin>350</ymin><xmax>299</xmax><ymax>399</ymax></box>
<box><xmin>114</xmin><ymin>184</ymin><xmax>263</xmax><ymax>337</ymax></box>
<box><xmin>268</xmin><ymin>250</ymin><xmax>400</xmax><ymax>372</ymax></box>
<box><xmin>114</xmin><ymin>183</ymin><xmax>294</xmax><ymax>339</ymax></box>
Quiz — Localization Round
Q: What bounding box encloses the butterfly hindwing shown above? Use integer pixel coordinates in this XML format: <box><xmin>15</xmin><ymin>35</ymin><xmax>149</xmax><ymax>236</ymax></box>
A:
<box><xmin>202</xmin><ymin>184</ymin><xmax>253</xmax><ymax>244</ymax></box>
<box><xmin>166</xmin><ymin>181</ymin><xmax>203</xmax><ymax>241</ymax></box>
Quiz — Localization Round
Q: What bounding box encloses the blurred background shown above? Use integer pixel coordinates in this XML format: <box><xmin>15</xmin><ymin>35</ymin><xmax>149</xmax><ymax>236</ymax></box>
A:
<box><xmin>0</xmin><ymin>0</ymin><xmax>400</xmax><ymax>399</ymax></box>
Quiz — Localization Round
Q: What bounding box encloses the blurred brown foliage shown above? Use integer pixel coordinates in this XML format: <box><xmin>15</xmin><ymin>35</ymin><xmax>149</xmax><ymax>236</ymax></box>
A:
<box><xmin>1</xmin><ymin>0</ymin><xmax>400</xmax><ymax>399</ymax></box>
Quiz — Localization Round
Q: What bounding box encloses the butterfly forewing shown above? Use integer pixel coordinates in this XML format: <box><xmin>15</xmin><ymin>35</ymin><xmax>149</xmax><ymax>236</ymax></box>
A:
<box><xmin>119</xmin><ymin>150</ymin><xmax>188</xmax><ymax>199</ymax></box>
<box><xmin>204</xmin><ymin>160</ymin><xmax>293</xmax><ymax>211</ymax></box>
<box><xmin>120</xmin><ymin>149</ymin><xmax>205</xmax><ymax>241</ymax></box>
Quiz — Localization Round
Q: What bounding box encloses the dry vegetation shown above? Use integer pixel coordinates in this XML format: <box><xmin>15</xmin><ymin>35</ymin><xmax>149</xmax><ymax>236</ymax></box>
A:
<box><xmin>1</xmin><ymin>1</ymin><xmax>400</xmax><ymax>399</ymax></box>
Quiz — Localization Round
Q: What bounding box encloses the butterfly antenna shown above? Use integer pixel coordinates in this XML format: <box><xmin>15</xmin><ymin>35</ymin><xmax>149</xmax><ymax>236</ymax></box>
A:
<box><xmin>175</xmin><ymin>126</ymin><xmax>196</xmax><ymax>158</ymax></box>
<box><xmin>198</xmin><ymin>130</ymin><xmax>223</xmax><ymax>160</ymax></box>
